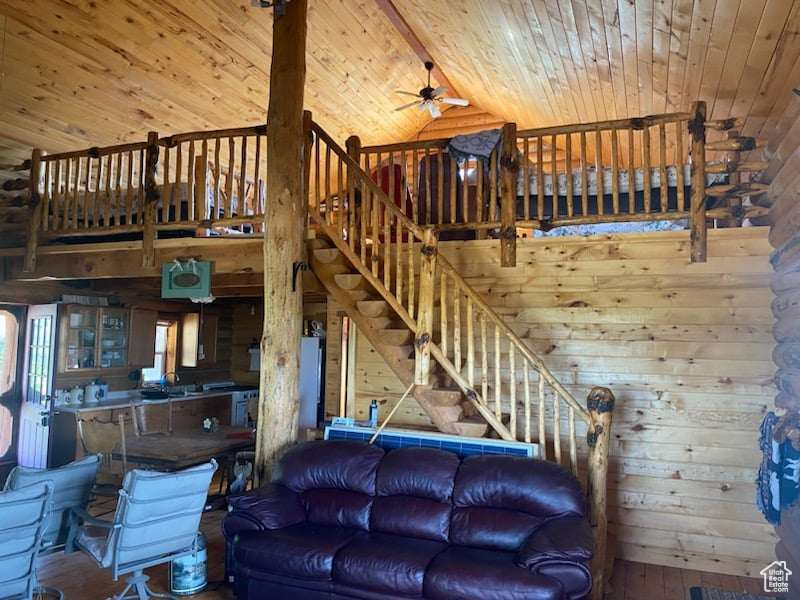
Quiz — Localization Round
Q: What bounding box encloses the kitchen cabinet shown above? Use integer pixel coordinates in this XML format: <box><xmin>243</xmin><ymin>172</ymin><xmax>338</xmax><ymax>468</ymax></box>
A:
<box><xmin>128</xmin><ymin>309</ymin><xmax>158</xmax><ymax>367</ymax></box>
<box><xmin>180</xmin><ymin>312</ymin><xmax>218</xmax><ymax>367</ymax></box>
<box><xmin>59</xmin><ymin>305</ymin><xmax>132</xmax><ymax>372</ymax></box>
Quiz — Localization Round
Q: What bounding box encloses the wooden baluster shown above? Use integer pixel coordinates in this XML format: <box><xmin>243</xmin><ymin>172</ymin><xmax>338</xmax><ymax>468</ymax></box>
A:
<box><xmin>83</xmin><ymin>157</ymin><xmax>91</xmax><ymax>228</ymax></box>
<box><xmin>174</xmin><ymin>143</ymin><xmax>183</xmax><ymax>221</ymax></box>
<box><xmin>126</xmin><ymin>152</ymin><xmax>134</xmax><ymax>226</ymax></box>
<box><xmin>594</xmin><ymin>130</ymin><xmax>604</xmax><ymax>216</ymax></box>
<box><xmin>538</xmin><ymin>375</ymin><xmax>546</xmax><ymax>459</ymax></box>
<box><xmin>199</xmin><ymin>139</ymin><xmax>208</xmax><ymax>220</ymax></box>
<box><xmin>466</xmin><ymin>297</ymin><xmax>474</xmax><ymax>387</ymax></box>
<box><xmin>338</xmin><ymin>154</ymin><xmax>345</xmax><ymax>237</ymax></box>
<box><xmin>523</xmin><ymin>360</ymin><xmax>531</xmax><ymax>443</ymax></box>
<box><xmin>676</xmin><ymin>121</ymin><xmax>686</xmax><ymax>211</ymax></box>
<box><xmin>138</xmin><ymin>148</ymin><xmax>145</xmax><ymax>225</ymax></box>
<box><xmin>103</xmin><ymin>153</ymin><xmax>112</xmax><ymax>227</ymax></box>
<box><xmin>440</xmin><ymin>271</ymin><xmax>448</xmax><ymax>358</ymax></box>
<box><xmin>494</xmin><ymin>325</ymin><xmax>501</xmax><ymax>421</ymax></box>
<box><xmin>194</xmin><ymin>156</ymin><xmax>205</xmax><ymax>225</ymax></box>
<box><xmin>611</xmin><ymin>129</ymin><xmax>620</xmax><ymax>214</ymax></box>
<box><xmin>142</xmin><ymin>131</ymin><xmax>159</xmax><ymax>268</ymax></box>
<box><xmin>187</xmin><ymin>141</ymin><xmax>196</xmax><ymax>220</ymax></box>
<box><xmin>643</xmin><ymin>125</ymin><xmax>652</xmax><ymax>212</ymax></box>
<box><xmin>383</xmin><ymin>205</ymin><xmax>390</xmax><ymax>289</ymax></box>
<box><xmin>509</xmin><ymin>343</ymin><xmax>516</xmax><ymax>440</ymax></box>
<box><xmin>424</xmin><ymin>145</ymin><xmax>431</xmax><ymax>224</ymax></box>
<box><xmin>360</xmin><ymin>180</ymin><xmax>368</xmax><ymax>264</ymax></box>
<box><xmin>500</xmin><ymin>123</ymin><xmax>517</xmax><ymax>267</ymax></box>
<box><xmin>239</xmin><ymin>136</ymin><xmax>248</xmax><ymax>220</ymax></box>
<box><xmin>437</xmin><ymin>150</ymin><xmax>444</xmax><ymax>225</ymax></box>
<box><xmin>569</xmin><ymin>405</ymin><xmax>578</xmax><ymax>476</ymax></box>
<box><xmin>480</xmin><ymin>314</ymin><xmax>488</xmax><ymax>404</ymax></box>
<box><xmin>411</xmin><ymin>149</ymin><xmax>419</xmax><ymax>225</ymax></box>
<box><xmin>161</xmin><ymin>147</ymin><xmax>170</xmax><ymax>224</ymax></box>
<box><xmin>659</xmin><ymin>123</ymin><xmax>667</xmax><ymax>212</ymax></box>
<box><xmin>371</xmin><ymin>190</ymin><xmax>380</xmax><ymax>279</ymax></box>
<box><xmin>415</xmin><ymin>227</ymin><xmax>437</xmax><ymax>385</ymax></box>
<box><xmin>63</xmin><ymin>158</ymin><xmax>72</xmax><ymax>230</ymax></box>
<box><xmin>461</xmin><ymin>156</ymin><xmax>469</xmax><ymax>225</ymax></box>
<box><xmin>453</xmin><ymin>287</ymin><xmax>461</xmax><ymax>372</ymax></box>
<box><xmin>72</xmin><ymin>156</ymin><xmax>81</xmax><ymax>229</ymax></box>
<box><xmin>346</xmin><ymin>136</ymin><xmax>360</xmax><ymax>251</ymax></box>
<box><xmin>490</xmin><ymin>147</ymin><xmax>498</xmax><ymax>223</ymax></box>
<box><xmin>115</xmin><ymin>152</ymin><xmax>123</xmax><ymax>226</ymax></box>
<box><xmin>565</xmin><ymin>133</ymin><xmax>573</xmax><ymax>217</ymax></box>
<box><xmin>523</xmin><ymin>137</ymin><xmax>530</xmax><ymax>220</ymax></box>
<box><xmin>537</xmin><ymin>136</ymin><xmax>544</xmax><ymax>220</ymax></box>
<box><xmin>254</xmin><ymin>135</ymin><xmax>262</xmax><ymax>216</ymax></box>
<box><xmin>580</xmin><ymin>132</ymin><xmax>588</xmax><ymax>216</ymax></box>
<box><xmin>553</xmin><ymin>391</ymin><xmax>562</xmax><ymax>465</ymax></box>
<box><xmin>449</xmin><ymin>153</ymin><xmax>456</xmax><ymax>225</ymax></box>
<box><xmin>93</xmin><ymin>156</ymin><xmax>102</xmax><ymax>229</ymax></box>
<box><xmin>628</xmin><ymin>128</ymin><xmax>635</xmax><ymax>214</ymax></box>
<box><xmin>42</xmin><ymin>160</ymin><xmax>50</xmax><ymax>231</ymax></box>
<box><xmin>213</xmin><ymin>138</ymin><xmax>221</xmax><ymax>220</ymax></box>
<box><xmin>53</xmin><ymin>160</ymin><xmax>61</xmax><ymax>230</ymax></box>
<box><xmin>476</xmin><ymin>155</ymin><xmax>485</xmax><ymax>238</ymax></box>
<box><xmin>395</xmin><ymin>212</ymin><xmax>402</xmax><ymax>303</ymax></box>
<box><xmin>325</xmin><ymin>142</ymin><xmax>332</xmax><ymax>225</ymax></box>
<box><xmin>225</xmin><ymin>138</ymin><xmax>234</xmax><ymax>219</ymax></box>
<box><xmin>551</xmin><ymin>133</ymin><xmax>558</xmax><ymax>220</ymax></box>
<box><xmin>407</xmin><ymin>225</ymin><xmax>415</xmax><ymax>318</ymax></box>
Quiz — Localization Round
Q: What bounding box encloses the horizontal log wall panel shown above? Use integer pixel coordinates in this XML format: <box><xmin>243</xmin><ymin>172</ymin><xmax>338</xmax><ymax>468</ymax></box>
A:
<box><xmin>353</xmin><ymin>226</ymin><xmax>774</xmax><ymax>576</ymax></box>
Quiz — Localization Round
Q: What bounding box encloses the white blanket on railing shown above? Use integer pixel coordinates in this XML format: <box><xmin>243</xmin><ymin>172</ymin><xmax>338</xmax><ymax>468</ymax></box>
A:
<box><xmin>516</xmin><ymin>164</ymin><xmax>726</xmax><ymax>197</ymax></box>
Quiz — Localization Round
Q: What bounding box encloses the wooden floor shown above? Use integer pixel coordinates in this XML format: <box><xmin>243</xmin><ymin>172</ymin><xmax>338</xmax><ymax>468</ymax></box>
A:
<box><xmin>39</xmin><ymin>496</ymin><xmax>770</xmax><ymax>600</ymax></box>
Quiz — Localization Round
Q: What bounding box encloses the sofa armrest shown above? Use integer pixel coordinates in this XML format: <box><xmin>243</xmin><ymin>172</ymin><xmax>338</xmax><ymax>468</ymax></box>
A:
<box><xmin>223</xmin><ymin>483</ymin><xmax>306</xmax><ymax>539</ymax></box>
<box><xmin>515</xmin><ymin>515</ymin><xmax>593</xmax><ymax>569</ymax></box>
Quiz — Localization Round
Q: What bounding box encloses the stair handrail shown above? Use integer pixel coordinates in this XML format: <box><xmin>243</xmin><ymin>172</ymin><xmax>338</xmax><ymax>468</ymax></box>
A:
<box><xmin>309</xmin><ymin>120</ymin><xmax>590</xmax><ymax>427</ymax></box>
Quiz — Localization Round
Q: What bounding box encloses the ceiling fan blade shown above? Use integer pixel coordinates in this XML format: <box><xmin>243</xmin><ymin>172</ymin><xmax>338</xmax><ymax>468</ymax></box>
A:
<box><xmin>428</xmin><ymin>102</ymin><xmax>442</xmax><ymax>118</ymax></box>
<box><xmin>431</xmin><ymin>86</ymin><xmax>448</xmax><ymax>97</ymax></box>
<box><xmin>395</xmin><ymin>90</ymin><xmax>421</xmax><ymax>98</ymax></box>
<box><xmin>417</xmin><ymin>101</ymin><xmax>429</xmax><ymax>112</ymax></box>
<box><xmin>440</xmin><ymin>97</ymin><xmax>470</xmax><ymax>107</ymax></box>
<box><xmin>395</xmin><ymin>100</ymin><xmax>421</xmax><ymax>111</ymax></box>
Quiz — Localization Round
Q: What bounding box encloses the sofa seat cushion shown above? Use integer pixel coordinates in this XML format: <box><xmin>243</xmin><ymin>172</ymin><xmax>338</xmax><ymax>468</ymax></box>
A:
<box><xmin>333</xmin><ymin>532</ymin><xmax>445</xmax><ymax>596</ymax></box>
<box><xmin>424</xmin><ymin>546</ymin><xmax>563</xmax><ymax>600</ymax></box>
<box><xmin>235</xmin><ymin>523</ymin><xmax>357</xmax><ymax>580</ymax></box>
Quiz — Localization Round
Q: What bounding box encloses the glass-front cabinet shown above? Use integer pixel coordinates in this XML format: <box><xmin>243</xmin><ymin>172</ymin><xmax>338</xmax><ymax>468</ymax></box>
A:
<box><xmin>60</xmin><ymin>305</ymin><xmax>130</xmax><ymax>372</ymax></box>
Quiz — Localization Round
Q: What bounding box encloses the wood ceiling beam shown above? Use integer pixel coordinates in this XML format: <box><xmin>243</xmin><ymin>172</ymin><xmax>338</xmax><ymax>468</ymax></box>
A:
<box><xmin>373</xmin><ymin>0</ymin><xmax>459</xmax><ymax>97</ymax></box>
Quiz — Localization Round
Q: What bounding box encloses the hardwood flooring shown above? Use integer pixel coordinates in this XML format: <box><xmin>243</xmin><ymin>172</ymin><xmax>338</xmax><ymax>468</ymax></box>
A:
<box><xmin>39</xmin><ymin>496</ymin><xmax>770</xmax><ymax>600</ymax></box>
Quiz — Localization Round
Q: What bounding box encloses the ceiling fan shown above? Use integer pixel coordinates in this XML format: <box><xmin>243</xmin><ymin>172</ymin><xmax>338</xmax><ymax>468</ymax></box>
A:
<box><xmin>395</xmin><ymin>61</ymin><xmax>469</xmax><ymax>118</ymax></box>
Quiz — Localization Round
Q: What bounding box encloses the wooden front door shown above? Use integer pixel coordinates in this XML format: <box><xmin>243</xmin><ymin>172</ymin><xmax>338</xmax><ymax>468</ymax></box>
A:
<box><xmin>18</xmin><ymin>304</ymin><xmax>58</xmax><ymax>468</ymax></box>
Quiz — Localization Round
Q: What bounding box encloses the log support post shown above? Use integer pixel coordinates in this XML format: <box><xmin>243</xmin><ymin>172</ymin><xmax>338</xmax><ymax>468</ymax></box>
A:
<box><xmin>255</xmin><ymin>0</ymin><xmax>308</xmax><ymax>485</ymax></box>
<box><xmin>142</xmin><ymin>131</ymin><xmax>160</xmax><ymax>268</ymax></box>
<box><xmin>415</xmin><ymin>227</ymin><xmax>437</xmax><ymax>384</ymax></box>
<box><xmin>586</xmin><ymin>386</ymin><xmax>615</xmax><ymax>600</ymax></box>
<box><xmin>689</xmin><ymin>101</ymin><xmax>707</xmax><ymax>263</ymax></box>
<box><xmin>23</xmin><ymin>148</ymin><xmax>43</xmax><ymax>273</ymax></box>
<box><xmin>500</xmin><ymin>122</ymin><xmax>518</xmax><ymax>267</ymax></box>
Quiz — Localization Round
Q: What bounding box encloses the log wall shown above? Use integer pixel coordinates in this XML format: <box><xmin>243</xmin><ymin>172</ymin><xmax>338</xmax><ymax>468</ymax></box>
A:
<box><xmin>348</xmin><ymin>226</ymin><xmax>776</xmax><ymax>576</ymax></box>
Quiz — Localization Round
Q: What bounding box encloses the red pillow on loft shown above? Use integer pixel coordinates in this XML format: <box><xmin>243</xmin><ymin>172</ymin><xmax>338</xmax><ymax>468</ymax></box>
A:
<box><xmin>370</xmin><ymin>164</ymin><xmax>413</xmax><ymax>217</ymax></box>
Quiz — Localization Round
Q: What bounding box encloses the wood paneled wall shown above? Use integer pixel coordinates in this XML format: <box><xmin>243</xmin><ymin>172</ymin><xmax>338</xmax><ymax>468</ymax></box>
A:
<box><xmin>346</xmin><ymin>227</ymin><xmax>775</xmax><ymax>577</ymax></box>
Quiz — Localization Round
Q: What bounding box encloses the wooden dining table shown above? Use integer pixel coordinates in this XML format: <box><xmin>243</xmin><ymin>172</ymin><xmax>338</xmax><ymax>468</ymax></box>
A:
<box><xmin>112</xmin><ymin>426</ymin><xmax>256</xmax><ymax>472</ymax></box>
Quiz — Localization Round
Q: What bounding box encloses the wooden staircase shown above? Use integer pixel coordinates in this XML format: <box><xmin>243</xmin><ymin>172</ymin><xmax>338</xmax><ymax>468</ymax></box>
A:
<box><xmin>309</xmin><ymin>236</ymin><xmax>489</xmax><ymax>437</ymax></box>
<box><xmin>306</xmin><ymin>121</ymin><xmax>589</xmax><ymax>444</ymax></box>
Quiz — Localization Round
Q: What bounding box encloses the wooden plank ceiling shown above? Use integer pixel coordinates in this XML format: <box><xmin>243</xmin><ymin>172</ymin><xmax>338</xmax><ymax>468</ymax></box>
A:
<box><xmin>1</xmin><ymin>0</ymin><xmax>800</xmax><ymax>197</ymax></box>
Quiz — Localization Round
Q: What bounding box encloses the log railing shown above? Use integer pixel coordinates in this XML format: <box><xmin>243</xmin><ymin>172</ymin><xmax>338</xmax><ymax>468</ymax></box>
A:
<box><xmin>308</xmin><ymin>119</ymin><xmax>614</xmax><ymax>599</ymax></box>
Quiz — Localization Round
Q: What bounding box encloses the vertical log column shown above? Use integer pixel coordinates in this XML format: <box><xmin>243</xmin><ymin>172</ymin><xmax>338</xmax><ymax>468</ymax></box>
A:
<box><xmin>500</xmin><ymin>122</ymin><xmax>518</xmax><ymax>267</ymax></box>
<box><xmin>23</xmin><ymin>148</ymin><xmax>43</xmax><ymax>273</ymax></box>
<box><xmin>689</xmin><ymin>101</ymin><xmax>707</xmax><ymax>263</ymax></box>
<box><xmin>256</xmin><ymin>0</ymin><xmax>309</xmax><ymax>484</ymax></box>
<box><xmin>415</xmin><ymin>227</ymin><xmax>437</xmax><ymax>384</ymax></box>
<box><xmin>142</xmin><ymin>131</ymin><xmax>160</xmax><ymax>268</ymax></box>
<box><xmin>586</xmin><ymin>386</ymin><xmax>615</xmax><ymax>600</ymax></box>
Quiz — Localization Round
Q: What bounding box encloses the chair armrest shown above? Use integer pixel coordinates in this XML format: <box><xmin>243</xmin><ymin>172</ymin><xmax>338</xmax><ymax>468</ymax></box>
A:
<box><xmin>223</xmin><ymin>483</ymin><xmax>306</xmax><ymax>540</ymax></box>
<box><xmin>515</xmin><ymin>515</ymin><xmax>593</xmax><ymax>569</ymax></box>
<box><xmin>69</xmin><ymin>506</ymin><xmax>119</xmax><ymax>530</ymax></box>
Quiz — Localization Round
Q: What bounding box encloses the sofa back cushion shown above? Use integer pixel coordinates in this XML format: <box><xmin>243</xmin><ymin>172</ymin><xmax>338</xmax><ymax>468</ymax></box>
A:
<box><xmin>274</xmin><ymin>441</ymin><xmax>385</xmax><ymax>530</ymax></box>
<box><xmin>451</xmin><ymin>456</ymin><xmax>585</xmax><ymax>551</ymax></box>
<box><xmin>371</xmin><ymin>448</ymin><xmax>459</xmax><ymax>542</ymax></box>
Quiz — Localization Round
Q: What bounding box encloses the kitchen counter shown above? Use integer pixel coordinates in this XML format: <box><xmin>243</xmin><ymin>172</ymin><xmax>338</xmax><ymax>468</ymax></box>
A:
<box><xmin>55</xmin><ymin>388</ymin><xmax>253</xmax><ymax>414</ymax></box>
